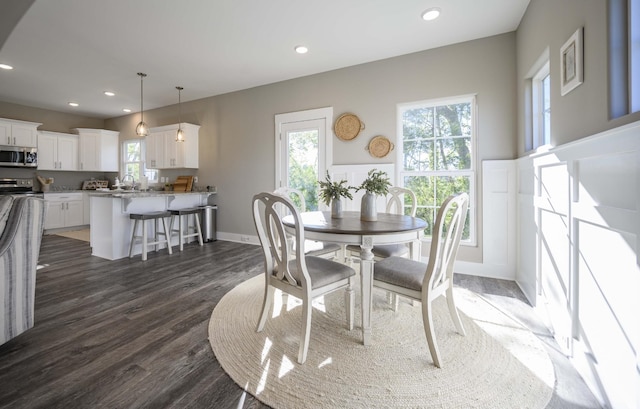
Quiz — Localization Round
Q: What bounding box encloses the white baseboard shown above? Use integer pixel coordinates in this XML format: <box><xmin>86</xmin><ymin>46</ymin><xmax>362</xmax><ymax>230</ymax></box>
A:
<box><xmin>217</xmin><ymin>231</ymin><xmax>259</xmax><ymax>245</ymax></box>
<box><xmin>454</xmin><ymin>260</ymin><xmax>516</xmax><ymax>280</ymax></box>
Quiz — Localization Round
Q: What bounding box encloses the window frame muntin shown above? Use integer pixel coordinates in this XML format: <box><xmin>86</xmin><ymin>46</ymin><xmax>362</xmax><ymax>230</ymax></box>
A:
<box><xmin>396</xmin><ymin>94</ymin><xmax>477</xmax><ymax>246</ymax></box>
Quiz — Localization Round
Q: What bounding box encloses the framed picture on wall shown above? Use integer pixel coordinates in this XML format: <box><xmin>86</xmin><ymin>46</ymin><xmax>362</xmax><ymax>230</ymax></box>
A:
<box><xmin>560</xmin><ymin>27</ymin><xmax>583</xmax><ymax>96</ymax></box>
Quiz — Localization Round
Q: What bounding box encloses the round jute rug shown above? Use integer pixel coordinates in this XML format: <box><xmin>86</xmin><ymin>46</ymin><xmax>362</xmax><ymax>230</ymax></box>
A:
<box><xmin>208</xmin><ymin>275</ymin><xmax>555</xmax><ymax>409</ymax></box>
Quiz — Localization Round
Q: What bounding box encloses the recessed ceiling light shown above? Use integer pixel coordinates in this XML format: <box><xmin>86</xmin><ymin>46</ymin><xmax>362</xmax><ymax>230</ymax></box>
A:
<box><xmin>294</xmin><ymin>45</ymin><xmax>308</xmax><ymax>54</ymax></box>
<box><xmin>123</xmin><ymin>108</ymin><xmax>132</xmax><ymax>113</ymax></box>
<box><xmin>68</xmin><ymin>102</ymin><xmax>79</xmax><ymax>107</ymax></box>
<box><xmin>421</xmin><ymin>7</ymin><xmax>441</xmax><ymax>21</ymax></box>
<box><xmin>104</xmin><ymin>91</ymin><xmax>115</xmax><ymax>96</ymax></box>
<box><xmin>0</xmin><ymin>64</ymin><xmax>13</xmax><ymax>70</ymax></box>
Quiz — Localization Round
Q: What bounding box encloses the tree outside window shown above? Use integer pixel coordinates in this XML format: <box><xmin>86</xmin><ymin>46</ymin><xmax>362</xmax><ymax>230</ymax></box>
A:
<box><xmin>399</xmin><ymin>97</ymin><xmax>475</xmax><ymax>241</ymax></box>
<box><xmin>287</xmin><ymin>130</ymin><xmax>319</xmax><ymax>210</ymax></box>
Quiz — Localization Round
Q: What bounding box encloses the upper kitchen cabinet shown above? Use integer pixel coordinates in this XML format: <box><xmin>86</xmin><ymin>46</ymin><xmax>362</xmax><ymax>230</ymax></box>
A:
<box><xmin>146</xmin><ymin>123</ymin><xmax>199</xmax><ymax>169</ymax></box>
<box><xmin>38</xmin><ymin>131</ymin><xmax>78</xmax><ymax>171</ymax></box>
<box><xmin>73</xmin><ymin>128</ymin><xmax>119</xmax><ymax>172</ymax></box>
<box><xmin>0</xmin><ymin>118</ymin><xmax>41</xmax><ymax>148</ymax></box>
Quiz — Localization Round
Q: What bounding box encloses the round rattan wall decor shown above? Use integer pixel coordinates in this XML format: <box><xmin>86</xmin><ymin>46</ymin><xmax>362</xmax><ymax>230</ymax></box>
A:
<box><xmin>367</xmin><ymin>135</ymin><xmax>394</xmax><ymax>158</ymax></box>
<box><xmin>334</xmin><ymin>113</ymin><xmax>365</xmax><ymax>141</ymax></box>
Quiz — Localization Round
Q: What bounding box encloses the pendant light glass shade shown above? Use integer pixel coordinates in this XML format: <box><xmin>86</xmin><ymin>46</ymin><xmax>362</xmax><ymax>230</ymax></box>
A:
<box><xmin>136</xmin><ymin>72</ymin><xmax>148</xmax><ymax>137</ymax></box>
<box><xmin>176</xmin><ymin>86</ymin><xmax>185</xmax><ymax>142</ymax></box>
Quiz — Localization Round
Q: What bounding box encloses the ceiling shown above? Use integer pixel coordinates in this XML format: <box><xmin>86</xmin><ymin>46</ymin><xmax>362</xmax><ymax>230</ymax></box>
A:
<box><xmin>0</xmin><ymin>0</ymin><xmax>530</xmax><ymax>119</ymax></box>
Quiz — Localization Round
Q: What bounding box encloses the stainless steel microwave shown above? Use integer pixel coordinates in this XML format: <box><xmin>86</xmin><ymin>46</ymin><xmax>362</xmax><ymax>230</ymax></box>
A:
<box><xmin>0</xmin><ymin>145</ymin><xmax>38</xmax><ymax>167</ymax></box>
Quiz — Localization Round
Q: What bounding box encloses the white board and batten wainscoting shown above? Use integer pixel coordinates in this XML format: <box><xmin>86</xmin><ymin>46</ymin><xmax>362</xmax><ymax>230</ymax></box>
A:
<box><xmin>515</xmin><ymin>121</ymin><xmax>640</xmax><ymax>409</ymax></box>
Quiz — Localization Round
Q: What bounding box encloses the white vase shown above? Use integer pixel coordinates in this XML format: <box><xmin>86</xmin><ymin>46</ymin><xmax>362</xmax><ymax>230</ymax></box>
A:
<box><xmin>360</xmin><ymin>192</ymin><xmax>377</xmax><ymax>221</ymax></box>
<box><xmin>331</xmin><ymin>198</ymin><xmax>343</xmax><ymax>219</ymax></box>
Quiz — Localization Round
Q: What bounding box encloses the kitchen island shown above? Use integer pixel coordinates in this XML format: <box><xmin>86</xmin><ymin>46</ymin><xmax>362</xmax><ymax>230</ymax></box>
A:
<box><xmin>90</xmin><ymin>190</ymin><xmax>214</xmax><ymax>260</ymax></box>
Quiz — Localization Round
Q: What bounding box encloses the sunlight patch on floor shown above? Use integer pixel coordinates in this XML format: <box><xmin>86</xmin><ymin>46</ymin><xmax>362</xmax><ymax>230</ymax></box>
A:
<box><xmin>278</xmin><ymin>355</ymin><xmax>294</xmax><ymax>378</ymax></box>
<box><xmin>261</xmin><ymin>337</ymin><xmax>272</xmax><ymax>364</ymax></box>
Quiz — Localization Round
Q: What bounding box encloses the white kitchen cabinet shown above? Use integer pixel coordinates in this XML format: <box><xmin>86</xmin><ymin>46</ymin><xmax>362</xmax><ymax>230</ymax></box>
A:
<box><xmin>0</xmin><ymin>118</ymin><xmax>41</xmax><ymax>147</ymax></box>
<box><xmin>146</xmin><ymin>123</ymin><xmax>199</xmax><ymax>169</ymax></box>
<box><xmin>73</xmin><ymin>128</ymin><xmax>120</xmax><ymax>171</ymax></box>
<box><xmin>44</xmin><ymin>193</ymin><xmax>84</xmax><ymax>230</ymax></box>
<box><xmin>38</xmin><ymin>131</ymin><xmax>78</xmax><ymax>171</ymax></box>
<box><xmin>145</xmin><ymin>131</ymin><xmax>165</xmax><ymax>169</ymax></box>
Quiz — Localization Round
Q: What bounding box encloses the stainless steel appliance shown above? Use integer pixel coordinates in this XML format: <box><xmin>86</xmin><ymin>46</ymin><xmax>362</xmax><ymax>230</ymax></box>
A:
<box><xmin>0</xmin><ymin>178</ymin><xmax>44</xmax><ymax>198</ymax></box>
<box><xmin>199</xmin><ymin>205</ymin><xmax>217</xmax><ymax>242</ymax></box>
<box><xmin>0</xmin><ymin>146</ymin><xmax>37</xmax><ymax>168</ymax></box>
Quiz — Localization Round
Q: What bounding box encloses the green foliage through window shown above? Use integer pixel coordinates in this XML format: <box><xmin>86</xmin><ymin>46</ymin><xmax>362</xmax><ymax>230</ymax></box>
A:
<box><xmin>288</xmin><ymin>130</ymin><xmax>320</xmax><ymax>210</ymax></box>
<box><xmin>400</xmin><ymin>97</ymin><xmax>475</xmax><ymax>241</ymax></box>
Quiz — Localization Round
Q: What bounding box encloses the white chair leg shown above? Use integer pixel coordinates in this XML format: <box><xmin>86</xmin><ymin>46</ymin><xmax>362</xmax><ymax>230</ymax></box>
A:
<box><xmin>168</xmin><ymin>215</ymin><xmax>175</xmax><ymax>249</ymax></box>
<box><xmin>422</xmin><ymin>301</ymin><xmax>441</xmax><ymax>368</ymax></box>
<box><xmin>446</xmin><ymin>286</ymin><xmax>465</xmax><ymax>336</ymax></box>
<box><xmin>178</xmin><ymin>214</ymin><xmax>185</xmax><ymax>251</ymax></box>
<box><xmin>256</xmin><ymin>284</ymin><xmax>275</xmax><ymax>332</ymax></box>
<box><xmin>387</xmin><ymin>292</ymin><xmax>400</xmax><ymax>311</ymax></box>
<box><xmin>129</xmin><ymin>219</ymin><xmax>139</xmax><ymax>258</ymax></box>
<box><xmin>298</xmin><ymin>300</ymin><xmax>312</xmax><ymax>364</ymax></box>
<box><xmin>345</xmin><ymin>279</ymin><xmax>355</xmax><ymax>330</ymax></box>
<box><xmin>141</xmin><ymin>220</ymin><xmax>148</xmax><ymax>261</ymax></box>
<box><xmin>194</xmin><ymin>213</ymin><xmax>204</xmax><ymax>246</ymax></box>
<box><xmin>162</xmin><ymin>217</ymin><xmax>172</xmax><ymax>255</ymax></box>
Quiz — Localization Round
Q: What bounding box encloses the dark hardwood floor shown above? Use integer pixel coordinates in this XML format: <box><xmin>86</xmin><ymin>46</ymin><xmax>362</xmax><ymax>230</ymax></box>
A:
<box><xmin>0</xmin><ymin>235</ymin><xmax>600</xmax><ymax>409</ymax></box>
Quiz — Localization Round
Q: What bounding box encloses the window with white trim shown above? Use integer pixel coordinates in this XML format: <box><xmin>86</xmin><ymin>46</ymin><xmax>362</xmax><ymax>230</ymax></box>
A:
<box><xmin>121</xmin><ymin>139</ymin><xmax>157</xmax><ymax>182</ymax></box>
<box><xmin>532</xmin><ymin>62</ymin><xmax>551</xmax><ymax>149</ymax></box>
<box><xmin>397</xmin><ymin>95</ymin><xmax>476</xmax><ymax>243</ymax></box>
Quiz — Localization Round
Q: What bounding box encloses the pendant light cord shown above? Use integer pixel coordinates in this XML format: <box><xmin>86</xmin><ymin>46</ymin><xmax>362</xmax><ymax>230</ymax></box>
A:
<box><xmin>139</xmin><ymin>73</ymin><xmax>145</xmax><ymax>122</ymax></box>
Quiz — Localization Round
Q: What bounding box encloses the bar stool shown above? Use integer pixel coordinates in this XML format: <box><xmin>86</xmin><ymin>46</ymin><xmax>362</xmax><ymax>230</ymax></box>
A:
<box><xmin>169</xmin><ymin>208</ymin><xmax>204</xmax><ymax>251</ymax></box>
<box><xmin>129</xmin><ymin>211</ymin><xmax>173</xmax><ymax>261</ymax></box>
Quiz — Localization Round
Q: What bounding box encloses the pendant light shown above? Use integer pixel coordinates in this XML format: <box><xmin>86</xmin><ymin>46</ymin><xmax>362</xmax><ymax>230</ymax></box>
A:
<box><xmin>135</xmin><ymin>72</ymin><xmax>148</xmax><ymax>137</ymax></box>
<box><xmin>176</xmin><ymin>86</ymin><xmax>185</xmax><ymax>142</ymax></box>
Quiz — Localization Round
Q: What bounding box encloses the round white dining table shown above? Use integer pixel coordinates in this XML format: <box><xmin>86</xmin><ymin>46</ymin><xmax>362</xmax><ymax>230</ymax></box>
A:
<box><xmin>283</xmin><ymin>210</ymin><xmax>427</xmax><ymax>345</ymax></box>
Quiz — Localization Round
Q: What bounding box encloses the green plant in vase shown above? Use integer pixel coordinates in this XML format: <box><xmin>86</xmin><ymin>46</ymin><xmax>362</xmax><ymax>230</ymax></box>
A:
<box><xmin>357</xmin><ymin>169</ymin><xmax>391</xmax><ymax>221</ymax></box>
<box><xmin>318</xmin><ymin>171</ymin><xmax>354</xmax><ymax>219</ymax></box>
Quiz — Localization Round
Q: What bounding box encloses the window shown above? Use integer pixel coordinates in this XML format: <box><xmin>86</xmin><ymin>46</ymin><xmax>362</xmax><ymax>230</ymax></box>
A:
<box><xmin>121</xmin><ymin>139</ymin><xmax>157</xmax><ymax>182</ymax></box>
<box><xmin>532</xmin><ymin>62</ymin><xmax>551</xmax><ymax>149</ymax></box>
<box><xmin>609</xmin><ymin>0</ymin><xmax>640</xmax><ymax>117</ymax></box>
<box><xmin>398</xmin><ymin>96</ymin><xmax>476</xmax><ymax>243</ymax></box>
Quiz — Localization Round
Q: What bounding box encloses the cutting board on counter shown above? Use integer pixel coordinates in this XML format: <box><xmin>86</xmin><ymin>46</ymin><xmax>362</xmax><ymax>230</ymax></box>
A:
<box><xmin>173</xmin><ymin>176</ymin><xmax>194</xmax><ymax>192</ymax></box>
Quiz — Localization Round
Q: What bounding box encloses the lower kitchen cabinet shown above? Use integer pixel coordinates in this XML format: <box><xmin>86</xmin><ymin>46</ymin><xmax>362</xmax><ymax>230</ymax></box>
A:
<box><xmin>44</xmin><ymin>193</ymin><xmax>84</xmax><ymax>230</ymax></box>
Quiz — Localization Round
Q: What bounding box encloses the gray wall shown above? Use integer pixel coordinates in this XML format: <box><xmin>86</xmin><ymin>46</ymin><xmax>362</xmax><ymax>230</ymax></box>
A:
<box><xmin>516</xmin><ymin>0</ymin><xmax>640</xmax><ymax>154</ymax></box>
<box><xmin>106</xmin><ymin>33</ymin><xmax>518</xmax><ymax>262</ymax></box>
<box><xmin>0</xmin><ymin>101</ymin><xmax>104</xmax><ymax>132</ymax></box>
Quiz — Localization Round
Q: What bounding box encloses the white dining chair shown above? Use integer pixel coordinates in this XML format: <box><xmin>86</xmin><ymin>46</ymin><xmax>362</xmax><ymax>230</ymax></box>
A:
<box><xmin>273</xmin><ymin>187</ymin><xmax>342</xmax><ymax>259</ymax></box>
<box><xmin>372</xmin><ymin>193</ymin><xmax>469</xmax><ymax>368</ymax></box>
<box><xmin>252</xmin><ymin>192</ymin><xmax>356</xmax><ymax>364</ymax></box>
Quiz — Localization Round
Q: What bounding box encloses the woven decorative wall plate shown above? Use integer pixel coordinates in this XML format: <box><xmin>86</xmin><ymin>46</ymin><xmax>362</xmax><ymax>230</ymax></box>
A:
<box><xmin>367</xmin><ymin>135</ymin><xmax>394</xmax><ymax>158</ymax></box>
<box><xmin>334</xmin><ymin>113</ymin><xmax>365</xmax><ymax>141</ymax></box>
